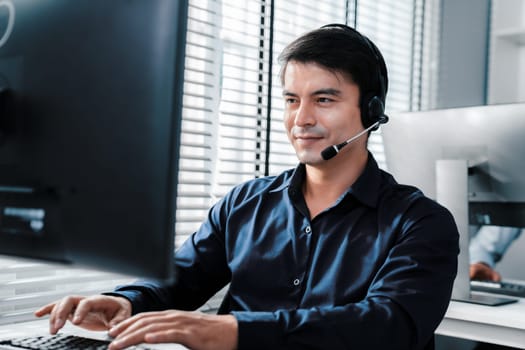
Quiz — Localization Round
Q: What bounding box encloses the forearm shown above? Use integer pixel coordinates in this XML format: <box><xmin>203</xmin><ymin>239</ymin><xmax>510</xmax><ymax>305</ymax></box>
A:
<box><xmin>232</xmin><ymin>299</ymin><xmax>418</xmax><ymax>350</ymax></box>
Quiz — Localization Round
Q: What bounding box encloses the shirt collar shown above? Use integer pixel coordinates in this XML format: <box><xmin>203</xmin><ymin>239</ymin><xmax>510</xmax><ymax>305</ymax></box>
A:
<box><xmin>348</xmin><ymin>152</ymin><xmax>382</xmax><ymax>208</ymax></box>
<box><xmin>269</xmin><ymin>164</ymin><xmax>304</xmax><ymax>194</ymax></box>
<box><xmin>270</xmin><ymin>152</ymin><xmax>383</xmax><ymax>209</ymax></box>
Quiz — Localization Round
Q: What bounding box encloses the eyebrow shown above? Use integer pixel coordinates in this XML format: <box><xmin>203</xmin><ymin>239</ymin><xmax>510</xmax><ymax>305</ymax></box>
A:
<box><xmin>282</xmin><ymin>88</ymin><xmax>342</xmax><ymax>97</ymax></box>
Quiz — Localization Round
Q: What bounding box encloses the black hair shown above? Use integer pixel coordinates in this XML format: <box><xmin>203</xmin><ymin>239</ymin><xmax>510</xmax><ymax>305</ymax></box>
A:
<box><xmin>278</xmin><ymin>24</ymin><xmax>388</xmax><ymax>114</ymax></box>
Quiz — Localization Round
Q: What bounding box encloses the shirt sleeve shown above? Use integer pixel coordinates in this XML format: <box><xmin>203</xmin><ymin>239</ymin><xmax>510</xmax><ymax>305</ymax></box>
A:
<box><xmin>469</xmin><ymin>226</ymin><xmax>522</xmax><ymax>267</ymax></box>
<box><xmin>233</xmin><ymin>299</ymin><xmax>415</xmax><ymax>350</ymax></box>
<box><xmin>108</xmin><ymin>197</ymin><xmax>232</xmax><ymax>314</ymax></box>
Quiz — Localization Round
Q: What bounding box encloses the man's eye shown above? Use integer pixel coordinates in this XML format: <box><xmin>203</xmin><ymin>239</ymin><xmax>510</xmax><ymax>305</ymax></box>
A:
<box><xmin>318</xmin><ymin>97</ymin><xmax>333</xmax><ymax>103</ymax></box>
<box><xmin>285</xmin><ymin>98</ymin><xmax>297</xmax><ymax>104</ymax></box>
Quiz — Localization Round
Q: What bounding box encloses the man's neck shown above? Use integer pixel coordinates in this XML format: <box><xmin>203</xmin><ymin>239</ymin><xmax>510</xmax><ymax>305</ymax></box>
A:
<box><xmin>302</xmin><ymin>149</ymin><xmax>369</xmax><ymax>218</ymax></box>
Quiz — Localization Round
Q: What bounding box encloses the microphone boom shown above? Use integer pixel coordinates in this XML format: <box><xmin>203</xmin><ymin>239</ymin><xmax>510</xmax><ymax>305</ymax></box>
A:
<box><xmin>320</xmin><ymin>120</ymin><xmax>382</xmax><ymax>160</ymax></box>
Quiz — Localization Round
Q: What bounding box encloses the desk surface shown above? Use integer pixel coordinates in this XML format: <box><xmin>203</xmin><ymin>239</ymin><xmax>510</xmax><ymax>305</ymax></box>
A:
<box><xmin>0</xmin><ymin>319</ymin><xmax>188</xmax><ymax>349</ymax></box>
<box><xmin>436</xmin><ymin>296</ymin><xmax>525</xmax><ymax>349</ymax></box>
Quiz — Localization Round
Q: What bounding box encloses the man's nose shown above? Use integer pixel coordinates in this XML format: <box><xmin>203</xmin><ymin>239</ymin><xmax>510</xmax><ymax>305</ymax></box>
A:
<box><xmin>294</xmin><ymin>102</ymin><xmax>316</xmax><ymax>127</ymax></box>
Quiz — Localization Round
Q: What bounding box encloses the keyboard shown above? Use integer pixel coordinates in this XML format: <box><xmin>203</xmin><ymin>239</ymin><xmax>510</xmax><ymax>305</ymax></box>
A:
<box><xmin>470</xmin><ymin>279</ymin><xmax>525</xmax><ymax>298</ymax></box>
<box><xmin>0</xmin><ymin>334</ymin><xmax>154</xmax><ymax>350</ymax></box>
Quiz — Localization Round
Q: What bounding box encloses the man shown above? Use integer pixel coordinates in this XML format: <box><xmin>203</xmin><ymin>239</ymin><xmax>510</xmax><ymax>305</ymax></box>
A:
<box><xmin>470</xmin><ymin>226</ymin><xmax>522</xmax><ymax>281</ymax></box>
<box><xmin>35</xmin><ymin>24</ymin><xmax>459</xmax><ymax>350</ymax></box>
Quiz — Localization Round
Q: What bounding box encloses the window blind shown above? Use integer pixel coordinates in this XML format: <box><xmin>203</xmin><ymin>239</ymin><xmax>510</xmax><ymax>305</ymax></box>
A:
<box><xmin>175</xmin><ymin>0</ymin><xmax>223</xmax><ymax>246</ymax></box>
<box><xmin>211</xmin><ymin>0</ymin><xmax>270</xmax><ymax>196</ymax></box>
<box><xmin>0</xmin><ymin>258</ymin><xmax>133</xmax><ymax>325</ymax></box>
<box><xmin>266</xmin><ymin>0</ymin><xmax>349</xmax><ymax>175</ymax></box>
<box><xmin>0</xmin><ymin>0</ymin><xmax>442</xmax><ymax>325</ymax></box>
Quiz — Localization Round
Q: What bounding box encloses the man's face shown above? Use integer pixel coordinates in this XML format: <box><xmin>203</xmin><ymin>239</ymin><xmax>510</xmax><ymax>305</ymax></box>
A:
<box><xmin>282</xmin><ymin>61</ymin><xmax>364</xmax><ymax>165</ymax></box>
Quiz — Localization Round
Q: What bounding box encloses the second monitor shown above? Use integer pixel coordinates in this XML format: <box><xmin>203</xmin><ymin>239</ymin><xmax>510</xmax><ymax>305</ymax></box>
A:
<box><xmin>381</xmin><ymin>102</ymin><xmax>525</xmax><ymax>304</ymax></box>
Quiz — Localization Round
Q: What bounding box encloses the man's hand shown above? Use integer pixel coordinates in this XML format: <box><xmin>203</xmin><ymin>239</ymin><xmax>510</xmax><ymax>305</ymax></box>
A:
<box><xmin>107</xmin><ymin>310</ymin><xmax>238</xmax><ymax>350</ymax></box>
<box><xmin>34</xmin><ymin>295</ymin><xmax>132</xmax><ymax>334</ymax></box>
<box><xmin>470</xmin><ymin>262</ymin><xmax>501</xmax><ymax>281</ymax></box>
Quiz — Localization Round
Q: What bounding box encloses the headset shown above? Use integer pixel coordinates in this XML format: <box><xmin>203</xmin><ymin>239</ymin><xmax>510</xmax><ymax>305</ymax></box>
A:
<box><xmin>320</xmin><ymin>24</ymin><xmax>389</xmax><ymax>131</ymax></box>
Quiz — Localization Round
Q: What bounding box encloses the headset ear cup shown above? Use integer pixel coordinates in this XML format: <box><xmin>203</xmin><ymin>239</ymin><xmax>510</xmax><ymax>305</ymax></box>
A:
<box><xmin>369</xmin><ymin>95</ymin><xmax>384</xmax><ymax>118</ymax></box>
<box><xmin>361</xmin><ymin>93</ymin><xmax>384</xmax><ymax>129</ymax></box>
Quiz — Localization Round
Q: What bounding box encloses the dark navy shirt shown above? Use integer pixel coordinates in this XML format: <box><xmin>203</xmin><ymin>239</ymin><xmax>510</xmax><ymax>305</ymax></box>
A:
<box><xmin>112</xmin><ymin>153</ymin><xmax>459</xmax><ymax>350</ymax></box>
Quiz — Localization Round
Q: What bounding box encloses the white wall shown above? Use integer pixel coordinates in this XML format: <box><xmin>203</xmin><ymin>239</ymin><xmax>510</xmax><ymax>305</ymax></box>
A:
<box><xmin>435</xmin><ymin>0</ymin><xmax>490</xmax><ymax>109</ymax></box>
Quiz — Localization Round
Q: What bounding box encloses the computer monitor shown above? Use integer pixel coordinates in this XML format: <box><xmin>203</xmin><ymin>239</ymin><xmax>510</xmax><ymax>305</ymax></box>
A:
<box><xmin>0</xmin><ymin>0</ymin><xmax>188</xmax><ymax>281</ymax></box>
<box><xmin>381</xmin><ymin>103</ymin><xmax>525</xmax><ymax>305</ymax></box>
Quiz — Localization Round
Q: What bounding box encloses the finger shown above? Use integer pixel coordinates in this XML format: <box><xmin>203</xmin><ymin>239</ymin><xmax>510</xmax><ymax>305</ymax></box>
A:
<box><xmin>107</xmin><ymin>315</ymin><xmax>135</xmax><ymax>337</ymax></box>
<box><xmin>491</xmin><ymin>270</ymin><xmax>502</xmax><ymax>282</ymax></box>
<box><xmin>108</xmin><ymin>325</ymin><xmax>151</xmax><ymax>350</ymax></box>
<box><xmin>108</xmin><ymin>312</ymin><xmax>158</xmax><ymax>337</ymax></box>
<box><xmin>110</xmin><ymin>319</ymin><xmax>182</xmax><ymax>350</ymax></box>
<box><xmin>34</xmin><ymin>303</ymin><xmax>55</xmax><ymax>318</ymax></box>
<box><xmin>49</xmin><ymin>297</ymin><xmax>82</xmax><ymax>334</ymax></box>
<box><xmin>144</xmin><ymin>328</ymin><xmax>186</xmax><ymax>345</ymax></box>
<box><xmin>120</xmin><ymin>312</ymin><xmax>175</xmax><ymax>338</ymax></box>
<box><xmin>71</xmin><ymin>298</ymin><xmax>99</xmax><ymax>326</ymax></box>
<box><xmin>108</xmin><ymin>308</ymin><xmax>132</xmax><ymax>329</ymax></box>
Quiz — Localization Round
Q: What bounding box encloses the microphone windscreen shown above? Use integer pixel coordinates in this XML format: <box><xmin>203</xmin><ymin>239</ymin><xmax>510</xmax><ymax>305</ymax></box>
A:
<box><xmin>321</xmin><ymin>146</ymin><xmax>337</xmax><ymax>160</ymax></box>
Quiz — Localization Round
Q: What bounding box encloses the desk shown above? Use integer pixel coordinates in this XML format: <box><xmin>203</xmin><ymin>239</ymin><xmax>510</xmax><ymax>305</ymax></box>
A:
<box><xmin>436</xmin><ymin>298</ymin><xmax>525</xmax><ymax>349</ymax></box>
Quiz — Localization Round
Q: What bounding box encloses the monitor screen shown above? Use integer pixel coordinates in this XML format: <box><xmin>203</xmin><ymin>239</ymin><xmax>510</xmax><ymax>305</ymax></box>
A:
<box><xmin>381</xmin><ymin>103</ymin><xmax>525</xmax><ymax>216</ymax></box>
<box><xmin>0</xmin><ymin>0</ymin><xmax>188</xmax><ymax>281</ymax></box>
<box><xmin>381</xmin><ymin>103</ymin><xmax>525</xmax><ymax>302</ymax></box>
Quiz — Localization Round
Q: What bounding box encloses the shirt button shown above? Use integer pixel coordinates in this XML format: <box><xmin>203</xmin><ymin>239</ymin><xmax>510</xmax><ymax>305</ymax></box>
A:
<box><xmin>293</xmin><ymin>278</ymin><xmax>300</xmax><ymax>286</ymax></box>
<box><xmin>305</xmin><ymin>226</ymin><xmax>312</xmax><ymax>234</ymax></box>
